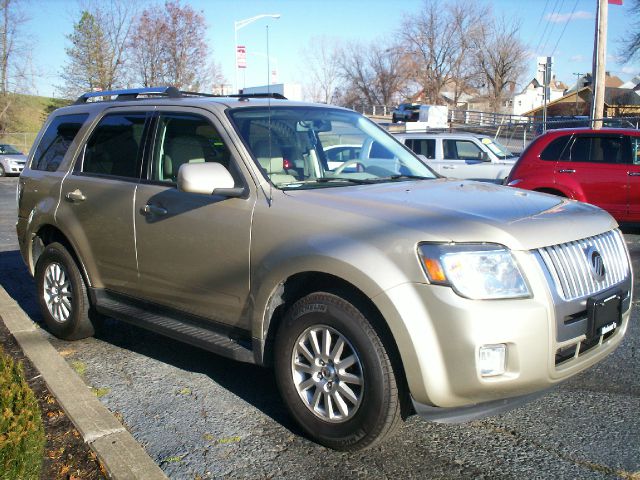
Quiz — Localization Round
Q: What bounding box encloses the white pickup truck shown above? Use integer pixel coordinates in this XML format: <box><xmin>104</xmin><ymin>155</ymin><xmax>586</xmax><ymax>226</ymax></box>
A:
<box><xmin>393</xmin><ymin>132</ymin><xmax>519</xmax><ymax>183</ymax></box>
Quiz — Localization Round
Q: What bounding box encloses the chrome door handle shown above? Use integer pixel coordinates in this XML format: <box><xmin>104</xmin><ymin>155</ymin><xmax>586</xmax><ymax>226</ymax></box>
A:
<box><xmin>65</xmin><ymin>189</ymin><xmax>86</xmax><ymax>202</ymax></box>
<box><xmin>558</xmin><ymin>169</ymin><xmax>576</xmax><ymax>173</ymax></box>
<box><xmin>442</xmin><ymin>165</ymin><xmax>457</xmax><ymax>169</ymax></box>
<box><xmin>141</xmin><ymin>204</ymin><xmax>168</xmax><ymax>216</ymax></box>
<box><xmin>629</xmin><ymin>172</ymin><xmax>640</xmax><ymax>176</ymax></box>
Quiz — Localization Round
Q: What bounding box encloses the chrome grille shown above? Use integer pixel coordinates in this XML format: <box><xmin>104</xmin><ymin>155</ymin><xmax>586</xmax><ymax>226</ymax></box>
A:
<box><xmin>537</xmin><ymin>230</ymin><xmax>630</xmax><ymax>301</ymax></box>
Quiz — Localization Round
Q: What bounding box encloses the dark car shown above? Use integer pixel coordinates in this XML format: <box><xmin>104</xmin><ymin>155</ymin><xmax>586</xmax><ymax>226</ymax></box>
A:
<box><xmin>507</xmin><ymin>128</ymin><xmax>640</xmax><ymax>223</ymax></box>
<box><xmin>391</xmin><ymin>103</ymin><xmax>420</xmax><ymax>123</ymax></box>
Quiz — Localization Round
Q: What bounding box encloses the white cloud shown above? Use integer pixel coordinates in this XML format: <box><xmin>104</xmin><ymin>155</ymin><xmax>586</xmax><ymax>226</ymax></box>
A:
<box><xmin>546</xmin><ymin>11</ymin><xmax>594</xmax><ymax>23</ymax></box>
<box><xmin>570</xmin><ymin>54</ymin><xmax>586</xmax><ymax>62</ymax></box>
<box><xmin>621</xmin><ymin>66</ymin><xmax>639</xmax><ymax>75</ymax></box>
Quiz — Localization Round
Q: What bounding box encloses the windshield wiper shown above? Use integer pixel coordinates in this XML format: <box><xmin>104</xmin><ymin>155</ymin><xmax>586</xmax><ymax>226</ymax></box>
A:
<box><xmin>314</xmin><ymin>177</ymin><xmax>378</xmax><ymax>184</ymax></box>
<box><xmin>385</xmin><ymin>174</ymin><xmax>431</xmax><ymax>181</ymax></box>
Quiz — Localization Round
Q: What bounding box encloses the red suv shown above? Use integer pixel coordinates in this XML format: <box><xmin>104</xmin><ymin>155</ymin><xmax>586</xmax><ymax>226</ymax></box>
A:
<box><xmin>506</xmin><ymin>128</ymin><xmax>640</xmax><ymax>223</ymax></box>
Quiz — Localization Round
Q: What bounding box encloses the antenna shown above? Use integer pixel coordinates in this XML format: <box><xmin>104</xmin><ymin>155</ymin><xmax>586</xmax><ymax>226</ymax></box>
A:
<box><xmin>267</xmin><ymin>24</ymin><xmax>273</xmax><ymax>207</ymax></box>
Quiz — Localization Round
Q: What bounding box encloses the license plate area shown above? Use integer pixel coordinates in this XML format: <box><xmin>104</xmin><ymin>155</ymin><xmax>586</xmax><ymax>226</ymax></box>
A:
<box><xmin>587</xmin><ymin>291</ymin><xmax>622</xmax><ymax>339</ymax></box>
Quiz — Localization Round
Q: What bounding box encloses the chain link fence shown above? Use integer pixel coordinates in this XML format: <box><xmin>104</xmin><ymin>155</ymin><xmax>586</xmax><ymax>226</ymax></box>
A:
<box><xmin>0</xmin><ymin>133</ymin><xmax>38</xmax><ymax>154</ymax></box>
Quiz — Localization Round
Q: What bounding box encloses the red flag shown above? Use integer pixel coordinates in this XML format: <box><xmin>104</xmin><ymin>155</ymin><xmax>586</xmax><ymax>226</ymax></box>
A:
<box><xmin>608</xmin><ymin>0</ymin><xmax>623</xmax><ymax>5</ymax></box>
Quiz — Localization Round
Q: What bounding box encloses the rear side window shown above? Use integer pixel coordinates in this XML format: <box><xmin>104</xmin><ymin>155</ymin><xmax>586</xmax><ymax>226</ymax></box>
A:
<box><xmin>562</xmin><ymin>135</ymin><xmax>629</xmax><ymax>164</ymax></box>
<box><xmin>405</xmin><ymin>138</ymin><xmax>435</xmax><ymax>159</ymax></box>
<box><xmin>32</xmin><ymin>113</ymin><xmax>88</xmax><ymax>171</ymax></box>
<box><xmin>540</xmin><ymin>136</ymin><xmax>571</xmax><ymax>160</ymax></box>
<box><xmin>81</xmin><ymin>113</ymin><xmax>147</xmax><ymax>178</ymax></box>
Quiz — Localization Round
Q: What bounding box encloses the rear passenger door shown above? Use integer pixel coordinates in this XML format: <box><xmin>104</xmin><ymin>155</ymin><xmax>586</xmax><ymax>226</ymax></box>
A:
<box><xmin>56</xmin><ymin>109</ymin><xmax>150</xmax><ymax>292</ymax></box>
<box><xmin>133</xmin><ymin>109</ymin><xmax>255</xmax><ymax>328</ymax></box>
<box><xmin>555</xmin><ymin>134</ymin><xmax>629</xmax><ymax>219</ymax></box>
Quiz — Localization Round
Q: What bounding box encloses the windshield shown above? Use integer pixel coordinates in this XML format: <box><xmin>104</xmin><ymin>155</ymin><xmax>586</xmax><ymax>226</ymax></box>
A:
<box><xmin>0</xmin><ymin>144</ymin><xmax>22</xmax><ymax>154</ymax></box>
<box><xmin>228</xmin><ymin>106</ymin><xmax>436</xmax><ymax>190</ymax></box>
<box><xmin>480</xmin><ymin>137</ymin><xmax>516</xmax><ymax>159</ymax></box>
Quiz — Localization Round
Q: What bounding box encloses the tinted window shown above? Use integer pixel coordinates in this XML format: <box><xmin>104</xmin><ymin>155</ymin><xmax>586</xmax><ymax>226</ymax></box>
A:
<box><xmin>632</xmin><ymin>137</ymin><xmax>640</xmax><ymax>165</ymax></box>
<box><xmin>82</xmin><ymin>113</ymin><xmax>147</xmax><ymax>178</ymax></box>
<box><xmin>406</xmin><ymin>138</ymin><xmax>436</xmax><ymax>159</ymax></box>
<box><xmin>540</xmin><ymin>136</ymin><xmax>571</xmax><ymax>160</ymax></box>
<box><xmin>443</xmin><ymin>139</ymin><xmax>483</xmax><ymax>161</ymax></box>
<box><xmin>563</xmin><ymin>135</ymin><xmax>628</xmax><ymax>164</ymax></box>
<box><xmin>32</xmin><ymin>114</ymin><xmax>88</xmax><ymax>171</ymax></box>
<box><xmin>150</xmin><ymin>113</ymin><xmax>235</xmax><ymax>184</ymax></box>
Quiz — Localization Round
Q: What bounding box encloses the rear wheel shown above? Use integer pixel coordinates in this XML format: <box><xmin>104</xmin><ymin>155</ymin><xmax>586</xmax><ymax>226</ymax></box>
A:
<box><xmin>0</xmin><ymin>164</ymin><xmax>5</xmax><ymax>177</ymax></box>
<box><xmin>391</xmin><ymin>114</ymin><xmax>398</xmax><ymax>123</ymax></box>
<box><xmin>35</xmin><ymin>242</ymin><xmax>95</xmax><ymax>340</ymax></box>
<box><xmin>274</xmin><ymin>292</ymin><xmax>402</xmax><ymax>451</ymax></box>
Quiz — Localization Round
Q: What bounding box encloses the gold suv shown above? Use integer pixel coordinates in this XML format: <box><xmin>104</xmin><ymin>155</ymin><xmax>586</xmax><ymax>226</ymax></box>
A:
<box><xmin>17</xmin><ymin>87</ymin><xmax>633</xmax><ymax>450</ymax></box>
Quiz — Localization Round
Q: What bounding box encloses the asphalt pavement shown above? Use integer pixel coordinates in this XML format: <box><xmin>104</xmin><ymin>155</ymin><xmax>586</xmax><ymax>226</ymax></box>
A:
<box><xmin>1</xmin><ymin>176</ymin><xmax>638</xmax><ymax>479</ymax></box>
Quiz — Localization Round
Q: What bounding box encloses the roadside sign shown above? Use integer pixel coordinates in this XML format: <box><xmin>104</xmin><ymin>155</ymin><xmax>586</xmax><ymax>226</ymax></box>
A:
<box><xmin>237</xmin><ymin>45</ymin><xmax>247</xmax><ymax>69</ymax></box>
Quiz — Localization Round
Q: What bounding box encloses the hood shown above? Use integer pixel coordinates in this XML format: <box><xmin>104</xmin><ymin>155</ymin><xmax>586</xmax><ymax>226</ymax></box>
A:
<box><xmin>0</xmin><ymin>154</ymin><xmax>27</xmax><ymax>162</ymax></box>
<box><xmin>283</xmin><ymin>179</ymin><xmax>616</xmax><ymax>251</ymax></box>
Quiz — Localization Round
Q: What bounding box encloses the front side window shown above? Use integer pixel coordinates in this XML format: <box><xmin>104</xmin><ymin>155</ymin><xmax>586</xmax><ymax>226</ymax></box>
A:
<box><xmin>32</xmin><ymin>113</ymin><xmax>88</xmax><ymax>172</ymax></box>
<box><xmin>150</xmin><ymin>113</ymin><xmax>235</xmax><ymax>184</ymax></box>
<box><xmin>443</xmin><ymin>139</ymin><xmax>484</xmax><ymax>161</ymax></box>
<box><xmin>228</xmin><ymin>106</ymin><xmax>436</xmax><ymax>190</ymax></box>
<box><xmin>81</xmin><ymin>113</ymin><xmax>147</xmax><ymax>178</ymax></box>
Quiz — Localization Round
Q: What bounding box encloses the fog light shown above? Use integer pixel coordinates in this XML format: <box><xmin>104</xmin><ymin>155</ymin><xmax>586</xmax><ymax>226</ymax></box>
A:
<box><xmin>478</xmin><ymin>344</ymin><xmax>506</xmax><ymax>377</ymax></box>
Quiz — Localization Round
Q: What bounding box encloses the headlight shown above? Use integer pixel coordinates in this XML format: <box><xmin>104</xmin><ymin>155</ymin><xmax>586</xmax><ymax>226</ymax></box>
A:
<box><xmin>417</xmin><ymin>243</ymin><xmax>530</xmax><ymax>300</ymax></box>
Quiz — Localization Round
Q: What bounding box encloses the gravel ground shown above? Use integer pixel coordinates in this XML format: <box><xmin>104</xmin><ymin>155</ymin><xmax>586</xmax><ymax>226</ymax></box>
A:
<box><xmin>1</xmin><ymin>176</ymin><xmax>638</xmax><ymax>479</ymax></box>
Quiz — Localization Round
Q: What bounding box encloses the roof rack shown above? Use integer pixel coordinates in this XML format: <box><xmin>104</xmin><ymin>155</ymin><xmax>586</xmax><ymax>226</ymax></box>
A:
<box><xmin>74</xmin><ymin>86</ymin><xmax>287</xmax><ymax>104</ymax></box>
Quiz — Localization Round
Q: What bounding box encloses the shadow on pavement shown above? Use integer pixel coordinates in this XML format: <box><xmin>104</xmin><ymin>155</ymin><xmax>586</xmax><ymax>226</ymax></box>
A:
<box><xmin>0</xmin><ymin>248</ymin><xmax>300</xmax><ymax>435</ymax></box>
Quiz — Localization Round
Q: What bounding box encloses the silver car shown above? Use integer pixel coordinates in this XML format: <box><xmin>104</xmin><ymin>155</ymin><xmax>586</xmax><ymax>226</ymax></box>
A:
<box><xmin>0</xmin><ymin>143</ymin><xmax>27</xmax><ymax>176</ymax></box>
<box><xmin>17</xmin><ymin>87</ymin><xmax>633</xmax><ymax>451</ymax></box>
<box><xmin>393</xmin><ymin>132</ymin><xmax>518</xmax><ymax>182</ymax></box>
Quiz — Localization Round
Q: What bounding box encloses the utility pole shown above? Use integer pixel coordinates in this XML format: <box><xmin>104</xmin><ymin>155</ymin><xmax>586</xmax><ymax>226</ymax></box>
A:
<box><xmin>590</xmin><ymin>0</ymin><xmax>608</xmax><ymax>129</ymax></box>
<box><xmin>573</xmin><ymin>72</ymin><xmax>584</xmax><ymax>116</ymax></box>
<box><xmin>539</xmin><ymin>57</ymin><xmax>552</xmax><ymax>133</ymax></box>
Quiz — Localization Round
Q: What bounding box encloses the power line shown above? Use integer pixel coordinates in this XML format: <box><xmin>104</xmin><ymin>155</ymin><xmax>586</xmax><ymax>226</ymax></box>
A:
<box><xmin>541</xmin><ymin>0</ymin><xmax>566</xmax><ymax>54</ymax></box>
<box><xmin>535</xmin><ymin>0</ymin><xmax>562</xmax><ymax>54</ymax></box>
<box><xmin>551</xmin><ymin>0</ymin><xmax>579</xmax><ymax>57</ymax></box>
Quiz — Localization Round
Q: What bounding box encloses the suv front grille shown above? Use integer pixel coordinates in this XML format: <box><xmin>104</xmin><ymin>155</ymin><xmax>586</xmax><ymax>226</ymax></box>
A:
<box><xmin>537</xmin><ymin>230</ymin><xmax>629</xmax><ymax>301</ymax></box>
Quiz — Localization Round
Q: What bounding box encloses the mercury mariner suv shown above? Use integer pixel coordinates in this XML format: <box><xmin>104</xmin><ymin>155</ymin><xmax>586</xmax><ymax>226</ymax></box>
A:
<box><xmin>16</xmin><ymin>87</ymin><xmax>633</xmax><ymax>451</ymax></box>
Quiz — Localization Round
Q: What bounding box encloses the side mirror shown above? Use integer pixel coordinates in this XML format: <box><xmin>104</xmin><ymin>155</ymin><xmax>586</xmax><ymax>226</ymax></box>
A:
<box><xmin>177</xmin><ymin>163</ymin><xmax>244</xmax><ymax>197</ymax></box>
<box><xmin>481</xmin><ymin>151</ymin><xmax>490</xmax><ymax>162</ymax></box>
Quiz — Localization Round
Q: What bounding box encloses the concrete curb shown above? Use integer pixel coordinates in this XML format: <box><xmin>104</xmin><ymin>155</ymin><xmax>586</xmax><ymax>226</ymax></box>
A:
<box><xmin>0</xmin><ymin>285</ymin><xmax>168</xmax><ymax>480</ymax></box>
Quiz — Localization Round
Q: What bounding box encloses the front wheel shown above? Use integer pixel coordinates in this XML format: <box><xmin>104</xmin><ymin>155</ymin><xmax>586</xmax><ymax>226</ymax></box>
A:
<box><xmin>0</xmin><ymin>164</ymin><xmax>5</xmax><ymax>177</ymax></box>
<box><xmin>35</xmin><ymin>242</ymin><xmax>95</xmax><ymax>340</ymax></box>
<box><xmin>274</xmin><ymin>292</ymin><xmax>402</xmax><ymax>451</ymax></box>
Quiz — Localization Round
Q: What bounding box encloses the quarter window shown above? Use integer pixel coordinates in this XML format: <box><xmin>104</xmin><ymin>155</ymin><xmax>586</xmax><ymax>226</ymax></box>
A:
<box><xmin>540</xmin><ymin>136</ymin><xmax>571</xmax><ymax>161</ymax></box>
<box><xmin>32</xmin><ymin>114</ymin><xmax>88</xmax><ymax>172</ymax></box>
<box><xmin>81</xmin><ymin>113</ymin><xmax>147</xmax><ymax>178</ymax></box>
<box><xmin>150</xmin><ymin>114</ymin><xmax>235</xmax><ymax>184</ymax></box>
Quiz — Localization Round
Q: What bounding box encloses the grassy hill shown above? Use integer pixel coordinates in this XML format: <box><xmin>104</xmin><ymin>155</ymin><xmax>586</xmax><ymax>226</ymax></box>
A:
<box><xmin>0</xmin><ymin>93</ymin><xmax>71</xmax><ymax>152</ymax></box>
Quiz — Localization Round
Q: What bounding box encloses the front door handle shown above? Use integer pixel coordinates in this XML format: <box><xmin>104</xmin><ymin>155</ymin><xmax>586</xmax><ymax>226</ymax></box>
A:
<box><xmin>629</xmin><ymin>172</ymin><xmax>640</xmax><ymax>176</ymax></box>
<box><xmin>141</xmin><ymin>204</ymin><xmax>168</xmax><ymax>217</ymax></box>
<box><xmin>65</xmin><ymin>189</ymin><xmax>86</xmax><ymax>202</ymax></box>
<box><xmin>442</xmin><ymin>165</ymin><xmax>457</xmax><ymax>169</ymax></box>
<box><xmin>558</xmin><ymin>169</ymin><xmax>576</xmax><ymax>174</ymax></box>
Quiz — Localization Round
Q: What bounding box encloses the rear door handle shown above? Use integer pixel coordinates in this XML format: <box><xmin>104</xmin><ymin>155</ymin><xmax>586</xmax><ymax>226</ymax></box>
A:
<box><xmin>141</xmin><ymin>204</ymin><xmax>168</xmax><ymax>217</ymax></box>
<box><xmin>558</xmin><ymin>169</ymin><xmax>576</xmax><ymax>174</ymax></box>
<box><xmin>65</xmin><ymin>189</ymin><xmax>86</xmax><ymax>202</ymax></box>
<box><xmin>629</xmin><ymin>172</ymin><xmax>640</xmax><ymax>176</ymax></box>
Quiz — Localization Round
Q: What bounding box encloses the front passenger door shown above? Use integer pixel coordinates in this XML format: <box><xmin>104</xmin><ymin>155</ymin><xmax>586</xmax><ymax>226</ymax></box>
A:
<box><xmin>133</xmin><ymin>110</ymin><xmax>255</xmax><ymax>329</ymax></box>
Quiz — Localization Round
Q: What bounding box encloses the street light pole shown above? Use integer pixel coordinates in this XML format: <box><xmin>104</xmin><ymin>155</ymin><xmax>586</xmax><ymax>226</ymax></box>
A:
<box><xmin>234</xmin><ymin>14</ymin><xmax>281</xmax><ymax>94</ymax></box>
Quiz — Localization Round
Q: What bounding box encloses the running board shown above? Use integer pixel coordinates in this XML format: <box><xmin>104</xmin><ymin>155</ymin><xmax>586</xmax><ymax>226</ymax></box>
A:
<box><xmin>91</xmin><ymin>289</ymin><xmax>254</xmax><ymax>364</ymax></box>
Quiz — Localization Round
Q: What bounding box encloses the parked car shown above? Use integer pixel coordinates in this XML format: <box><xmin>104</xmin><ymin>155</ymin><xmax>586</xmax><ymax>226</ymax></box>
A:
<box><xmin>391</xmin><ymin>103</ymin><xmax>421</xmax><ymax>123</ymax></box>
<box><xmin>393</xmin><ymin>132</ymin><xmax>518</xmax><ymax>182</ymax></box>
<box><xmin>506</xmin><ymin>128</ymin><xmax>640</xmax><ymax>223</ymax></box>
<box><xmin>17</xmin><ymin>87</ymin><xmax>632</xmax><ymax>451</ymax></box>
<box><xmin>0</xmin><ymin>143</ymin><xmax>27</xmax><ymax>176</ymax></box>
<box><xmin>323</xmin><ymin>144</ymin><xmax>362</xmax><ymax>170</ymax></box>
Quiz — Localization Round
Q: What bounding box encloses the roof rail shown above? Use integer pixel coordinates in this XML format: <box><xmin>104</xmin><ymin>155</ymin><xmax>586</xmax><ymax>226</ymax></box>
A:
<box><xmin>74</xmin><ymin>86</ymin><xmax>288</xmax><ymax>105</ymax></box>
<box><xmin>74</xmin><ymin>86</ymin><xmax>182</xmax><ymax>104</ymax></box>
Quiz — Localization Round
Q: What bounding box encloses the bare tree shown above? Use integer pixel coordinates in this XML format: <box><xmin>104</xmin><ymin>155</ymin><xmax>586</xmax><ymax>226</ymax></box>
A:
<box><xmin>338</xmin><ymin>39</ymin><xmax>409</xmax><ymax>108</ymax></box>
<box><xmin>300</xmin><ymin>36</ymin><xmax>342</xmax><ymax>103</ymax></box>
<box><xmin>129</xmin><ymin>1</ymin><xmax>210</xmax><ymax>90</ymax></box>
<box><xmin>620</xmin><ymin>0</ymin><xmax>640</xmax><ymax>63</ymax></box>
<box><xmin>473</xmin><ymin>16</ymin><xmax>527</xmax><ymax>112</ymax></box>
<box><xmin>399</xmin><ymin>0</ymin><xmax>489</xmax><ymax>105</ymax></box>
<box><xmin>60</xmin><ymin>0</ymin><xmax>134</xmax><ymax>97</ymax></box>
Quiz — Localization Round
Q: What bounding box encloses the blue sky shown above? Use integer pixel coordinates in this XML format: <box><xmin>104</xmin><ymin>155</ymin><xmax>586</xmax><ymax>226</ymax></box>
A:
<box><xmin>28</xmin><ymin>0</ymin><xmax>640</xmax><ymax>98</ymax></box>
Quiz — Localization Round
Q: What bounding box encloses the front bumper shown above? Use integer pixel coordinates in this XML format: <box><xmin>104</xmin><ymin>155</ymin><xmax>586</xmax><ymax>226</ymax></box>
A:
<box><xmin>2</xmin><ymin>162</ymin><xmax>24</xmax><ymax>174</ymax></box>
<box><xmin>372</xmin><ymin>249</ymin><xmax>632</xmax><ymax>410</ymax></box>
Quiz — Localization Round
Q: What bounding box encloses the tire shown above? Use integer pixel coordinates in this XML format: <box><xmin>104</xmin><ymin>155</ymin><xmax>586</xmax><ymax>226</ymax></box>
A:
<box><xmin>0</xmin><ymin>164</ymin><xmax>5</xmax><ymax>177</ymax></box>
<box><xmin>35</xmin><ymin>242</ymin><xmax>95</xmax><ymax>340</ymax></box>
<box><xmin>274</xmin><ymin>292</ymin><xmax>402</xmax><ymax>451</ymax></box>
<box><xmin>391</xmin><ymin>114</ymin><xmax>398</xmax><ymax>124</ymax></box>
